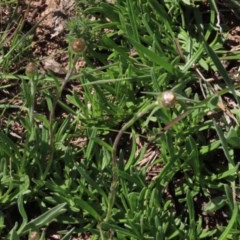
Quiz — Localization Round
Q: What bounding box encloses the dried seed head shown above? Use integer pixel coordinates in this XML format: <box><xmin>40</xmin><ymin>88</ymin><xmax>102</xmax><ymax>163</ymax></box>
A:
<box><xmin>26</xmin><ymin>62</ymin><xmax>37</xmax><ymax>76</ymax></box>
<box><xmin>158</xmin><ymin>91</ymin><xmax>176</xmax><ymax>107</ymax></box>
<box><xmin>71</xmin><ymin>38</ymin><xmax>87</xmax><ymax>53</ymax></box>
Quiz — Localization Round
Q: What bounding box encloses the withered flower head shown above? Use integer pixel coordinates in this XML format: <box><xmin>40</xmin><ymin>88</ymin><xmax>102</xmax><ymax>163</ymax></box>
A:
<box><xmin>71</xmin><ymin>38</ymin><xmax>87</xmax><ymax>53</ymax></box>
<box><xmin>26</xmin><ymin>62</ymin><xmax>37</xmax><ymax>76</ymax></box>
<box><xmin>157</xmin><ymin>91</ymin><xmax>176</xmax><ymax>107</ymax></box>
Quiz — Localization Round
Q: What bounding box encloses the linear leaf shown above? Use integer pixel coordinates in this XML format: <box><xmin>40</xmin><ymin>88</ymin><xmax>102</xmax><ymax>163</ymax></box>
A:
<box><xmin>219</xmin><ymin>203</ymin><xmax>238</xmax><ymax>240</ymax></box>
<box><xmin>20</xmin><ymin>203</ymin><xmax>67</xmax><ymax>234</ymax></box>
<box><xmin>127</xmin><ymin>37</ymin><xmax>173</xmax><ymax>73</ymax></box>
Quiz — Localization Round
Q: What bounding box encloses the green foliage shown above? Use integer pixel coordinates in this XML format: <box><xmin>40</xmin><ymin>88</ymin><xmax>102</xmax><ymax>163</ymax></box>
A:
<box><xmin>1</xmin><ymin>0</ymin><xmax>240</xmax><ymax>239</ymax></box>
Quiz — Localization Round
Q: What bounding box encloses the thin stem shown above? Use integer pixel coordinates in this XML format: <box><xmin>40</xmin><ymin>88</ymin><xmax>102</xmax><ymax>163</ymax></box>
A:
<box><xmin>148</xmin><ymin>109</ymin><xmax>192</xmax><ymax>144</ymax></box>
<box><xmin>29</xmin><ymin>76</ymin><xmax>37</xmax><ymax>125</ymax></box>
<box><xmin>43</xmin><ymin>54</ymin><xmax>79</xmax><ymax>180</ymax></box>
<box><xmin>104</xmin><ymin>102</ymin><xmax>158</xmax><ymax>222</ymax></box>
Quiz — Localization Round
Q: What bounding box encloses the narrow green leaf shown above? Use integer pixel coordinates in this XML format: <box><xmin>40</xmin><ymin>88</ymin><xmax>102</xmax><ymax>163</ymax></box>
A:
<box><xmin>0</xmin><ymin>132</ymin><xmax>20</xmax><ymax>157</ymax></box>
<box><xmin>91</xmin><ymin>137</ymin><xmax>112</xmax><ymax>152</ymax></box>
<box><xmin>203</xmin><ymin>196</ymin><xmax>226</xmax><ymax>213</ymax></box>
<box><xmin>187</xmin><ymin>191</ymin><xmax>197</xmax><ymax>239</ymax></box>
<box><xmin>61</xmin><ymin>227</ymin><xmax>75</xmax><ymax>240</ymax></box>
<box><xmin>148</xmin><ymin>0</ymin><xmax>174</xmax><ymax>37</ymax></box>
<box><xmin>34</xmin><ymin>113</ymin><xmax>50</xmax><ymax>128</ymax></box>
<box><xmin>224</xmin><ymin>184</ymin><xmax>234</xmax><ymax>211</ymax></box>
<box><xmin>217</xmin><ymin>164</ymin><xmax>239</xmax><ymax>179</ymax></box>
<box><xmin>126</xmin><ymin>0</ymin><xmax>140</xmax><ymax>42</ymax></box>
<box><xmin>101</xmin><ymin>222</ymin><xmax>138</xmax><ymax>238</ymax></box>
<box><xmin>186</xmin><ymin>137</ymin><xmax>200</xmax><ymax>177</ymax></box>
<box><xmin>20</xmin><ymin>203</ymin><xmax>67</xmax><ymax>234</ymax></box>
<box><xmin>124</xmin><ymin>130</ymin><xmax>137</xmax><ymax>170</ymax></box>
<box><xmin>219</xmin><ymin>203</ymin><xmax>238</xmax><ymax>240</ymax></box>
<box><xmin>85</xmin><ymin>128</ymin><xmax>97</xmax><ymax>160</ymax></box>
<box><xmin>77</xmin><ymin>164</ymin><xmax>108</xmax><ymax>201</ymax></box>
<box><xmin>75</xmin><ymin>198</ymin><xmax>101</xmax><ymax>221</ymax></box>
<box><xmin>9</xmin><ymin>223</ymin><xmax>19</xmax><ymax>240</ymax></box>
<box><xmin>203</xmin><ymin>40</ymin><xmax>240</xmax><ymax>106</ymax></box>
<box><xmin>17</xmin><ymin>194</ymin><xmax>28</xmax><ymax>234</ymax></box>
<box><xmin>214</xmin><ymin>121</ymin><xmax>235</xmax><ymax>168</ymax></box>
<box><xmin>127</xmin><ymin>37</ymin><xmax>173</xmax><ymax>73</ymax></box>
